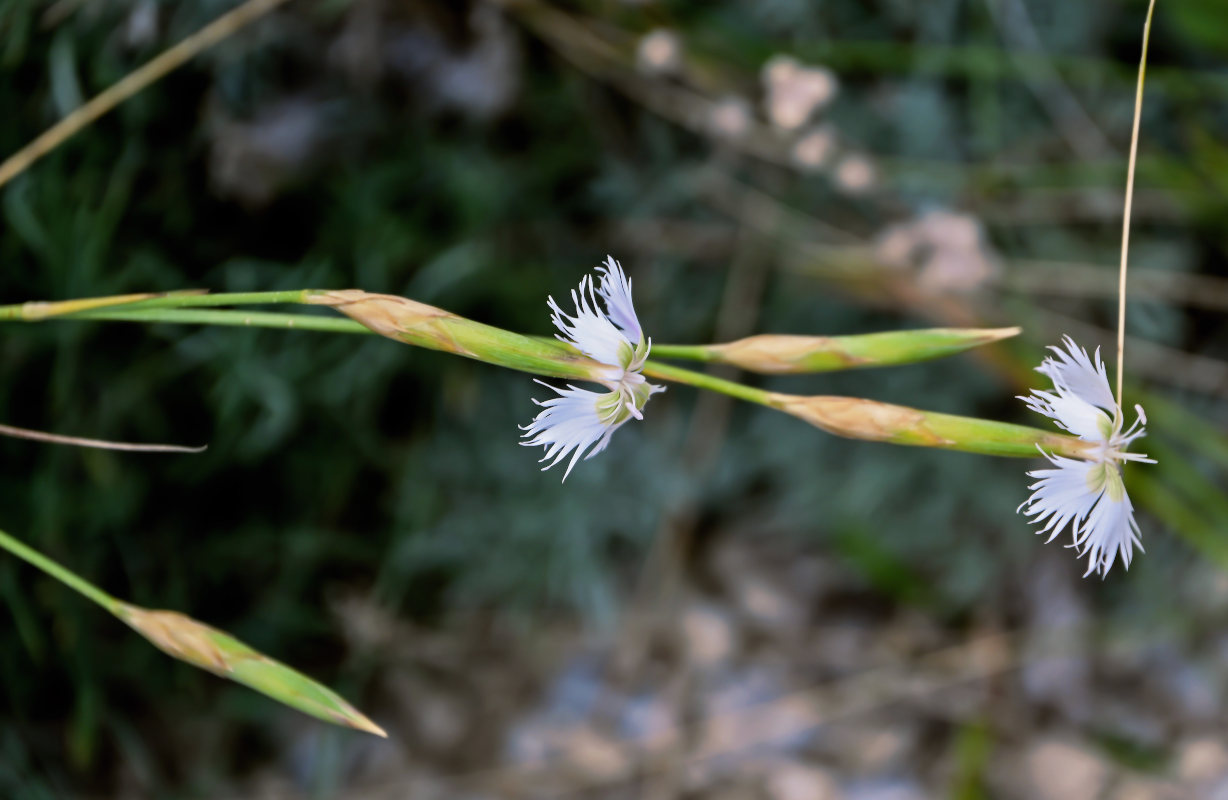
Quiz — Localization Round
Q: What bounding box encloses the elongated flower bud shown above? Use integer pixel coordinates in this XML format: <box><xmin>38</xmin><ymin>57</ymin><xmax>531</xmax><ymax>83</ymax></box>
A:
<box><xmin>307</xmin><ymin>290</ymin><xmax>612</xmax><ymax>382</ymax></box>
<box><xmin>660</xmin><ymin>327</ymin><xmax>1019</xmax><ymax>374</ymax></box>
<box><xmin>767</xmin><ymin>393</ymin><xmax>1092</xmax><ymax>459</ymax></box>
<box><xmin>114</xmin><ymin>603</ymin><xmax>386</xmax><ymax>737</ymax></box>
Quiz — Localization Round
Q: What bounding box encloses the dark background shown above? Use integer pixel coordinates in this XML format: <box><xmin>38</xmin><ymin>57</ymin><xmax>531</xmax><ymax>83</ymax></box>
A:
<box><xmin>2</xmin><ymin>1</ymin><xmax>1228</xmax><ymax>797</ymax></box>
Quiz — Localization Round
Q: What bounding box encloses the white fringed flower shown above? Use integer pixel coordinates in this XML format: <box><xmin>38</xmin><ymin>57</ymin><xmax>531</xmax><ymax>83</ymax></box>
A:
<box><xmin>1019</xmin><ymin>336</ymin><xmax>1155</xmax><ymax>577</ymax></box>
<box><xmin>522</xmin><ymin>257</ymin><xmax>663</xmax><ymax>480</ymax></box>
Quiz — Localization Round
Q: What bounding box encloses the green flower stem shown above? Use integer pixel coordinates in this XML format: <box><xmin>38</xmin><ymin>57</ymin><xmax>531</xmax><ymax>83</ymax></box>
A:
<box><xmin>0</xmin><ymin>529</ymin><xmax>118</xmax><ymax>613</ymax></box>
<box><xmin>57</xmin><ymin>308</ymin><xmax>372</xmax><ymax>334</ymax></box>
<box><xmin>0</xmin><ymin>290</ymin><xmax>321</xmax><ymax>321</ymax></box>
<box><xmin>642</xmin><ymin>359</ymin><xmax>775</xmax><ymax>405</ymax></box>
<box><xmin>648</xmin><ymin>344</ymin><xmax>714</xmax><ymax>363</ymax></box>
<box><xmin>111</xmin><ymin>290</ymin><xmax>320</xmax><ymax>310</ymax></box>
<box><xmin>8</xmin><ymin>303</ymin><xmax>1086</xmax><ymax>459</ymax></box>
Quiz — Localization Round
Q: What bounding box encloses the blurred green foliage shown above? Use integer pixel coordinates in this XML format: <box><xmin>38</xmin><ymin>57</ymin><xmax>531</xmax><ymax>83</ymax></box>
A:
<box><xmin>2</xmin><ymin>0</ymin><xmax>1227</xmax><ymax>795</ymax></box>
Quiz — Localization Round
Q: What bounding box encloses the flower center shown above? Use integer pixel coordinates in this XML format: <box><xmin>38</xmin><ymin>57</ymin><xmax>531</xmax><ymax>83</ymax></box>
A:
<box><xmin>1085</xmin><ymin>462</ymin><xmax>1125</xmax><ymax>501</ymax></box>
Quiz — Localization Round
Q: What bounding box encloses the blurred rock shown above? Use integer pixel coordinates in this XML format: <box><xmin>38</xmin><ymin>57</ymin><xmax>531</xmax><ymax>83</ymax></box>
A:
<box><xmin>1093</xmin><ymin>697</ymin><xmax>1167</xmax><ymax>750</ymax></box>
<box><xmin>558</xmin><ymin>726</ymin><xmax>631</xmax><ymax>782</ymax></box>
<box><xmin>1176</xmin><ymin>736</ymin><xmax>1228</xmax><ymax>784</ymax></box>
<box><xmin>826</xmin><ymin>722</ymin><xmax>916</xmax><ymax>775</ymax></box>
<box><xmin>682</xmin><ymin>602</ymin><xmax>737</xmax><ymax>668</ymax></box>
<box><xmin>1154</xmin><ymin>660</ymin><xmax>1223</xmax><ymax>725</ymax></box>
<box><xmin>699</xmin><ymin>668</ymin><xmax>821</xmax><ymax>762</ymax></box>
<box><xmin>331</xmin><ymin>1</ymin><xmax>519</xmax><ymax>120</ymax></box>
<box><xmin>331</xmin><ymin>591</ymin><xmax>398</xmax><ymax>652</ymax></box>
<box><xmin>842</xmin><ymin>777</ymin><xmax>929</xmax><ymax>800</ymax></box>
<box><xmin>381</xmin><ymin>673</ymin><xmax>473</xmax><ymax>757</ymax></box>
<box><xmin>736</xmin><ymin>573</ymin><xmax>802</xmax><ymax>632</ymax></box>
<box><xmin>123</xmin><ymin>1</ymin><xmax>159</xmax><ymax>49</ymax></box>
<box><xmin>208</xmin><ymin>97</ymin><xmax>330</xmax><ymax>208</ymax></box>
<box><xmin>1110</xmin><ymin>777</ymin><xmax>1184</xmax><ymax>800</ymax></box>
<box><xmin>1021</xmin><ymin>554</ymin><xmax>1092</xmax><ymax>721</ymax></box>
<box><xmin>1024</xmin><ymin>739</ymin><xmax>1110</xmax><ymax>800</ymax></box>
<box><xmin>766</xmin><ymin>762</ymin><xmax>844</xmax><ymax>800</ymax></box>
<box><xmin>619</xmin><ymin>690</ymin><xmax>674</xmax><ymax>741</ymax></box>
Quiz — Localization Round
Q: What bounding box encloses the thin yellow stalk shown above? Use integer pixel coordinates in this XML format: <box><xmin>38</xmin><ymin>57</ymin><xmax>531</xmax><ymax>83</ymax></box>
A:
<box><xmin>1116</xmin><ymin>0</ymin><xmax>1157</xmax><ymax>412</ymax></box>
<box><xmin>0</xmin><ymin>423</ymin><xmax>205</xmax><ymax>453</ymax></box>
<box><xmin>0</xmin><ymin>0</ymin><xmax>292</xmax><ymax>189</ymax></box>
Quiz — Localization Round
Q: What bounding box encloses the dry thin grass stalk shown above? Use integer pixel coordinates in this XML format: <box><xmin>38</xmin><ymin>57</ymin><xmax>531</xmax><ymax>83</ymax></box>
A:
<box><xmin>0</xmin><ymin>0</ymin><xmax>293</xmax><ymax>189</ymax></box>
<box><xmin>1115</xmin><ymin>0</ymin><xmax>1158</xmax><ymax>410</ymax></box>
<box><xmin>0</xmin><ymin>423</ymin><xmax>205</xmax><ymax>453</ymax></box>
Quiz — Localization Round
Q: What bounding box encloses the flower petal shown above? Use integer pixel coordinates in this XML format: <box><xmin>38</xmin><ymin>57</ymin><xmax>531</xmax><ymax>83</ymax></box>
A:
<box><xmin>548</xmin><ymin>275</ymin><xmax>634</xmax><ymax>376</ymax></box>
<box><xmin>1038</xmin><ymin>335</ymin><xmax>1115</xmax><ymax>414</ymax></box>
<box><xmin>1022</xmin><ymin>389</ymin><xmax>1113</xmax><ymax>442</ymax></box>
<box><xmin>520</xmin><ymin>382</ymin><xmax>625</xmax><ymax>481</ymax></box>
<box><xmin>595</xmin><ymin>256</ymin><xmax>644</xmax><ymax>344</ymax></box>
<box><xmin>1072</xmin><ymin>465</ymin><xmax>1142</xmax><ymax>578</ymax></box>
<box><xmin>1020</xmin><ymin>454</ymin><xmax>1102</xmax><ymax>544</ymax></box>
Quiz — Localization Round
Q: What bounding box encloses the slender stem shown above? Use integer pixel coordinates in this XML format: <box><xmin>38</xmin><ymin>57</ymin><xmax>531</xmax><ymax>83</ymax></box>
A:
<box><xmin>0</xmin><ymin>423</ymin><xmax>205</xmax><ymax>453</ymax></box>
<box><xmin>0</xmin><ymin>290</ymin><xmax>319</xmax><ymax>321</ymax></box>
<box><xmin>0</xmin><ymin>529</ymin><xmax>118</xmax><ymax>612</ymax></box>
<box><xmin>0</xmin><ymin>0</ymin><xmax>293</xmax><ymax>189</ymax></box>
<box><xmin>1117</xmin><ymin>0</ymin><xmax>1156</xmax><ymax>413</ymax></box>
<box><xmin>642</xmin><ymin>360</ymin><xmax>774</xmax><ymax>405</ymax></box>
<box><xmin>649</xmin><ymin>344</ymin><xmax>718</xmax><ymax>363</ymax></box>
<box><xmin>111</xmin><ymin>290</ymin><xmax>319</xmax><ymax>311</ymax></box>
<box><xmin>58</xmin><ymin>308</ymin><xmax>373</xmax><ymax>334</ymax></box>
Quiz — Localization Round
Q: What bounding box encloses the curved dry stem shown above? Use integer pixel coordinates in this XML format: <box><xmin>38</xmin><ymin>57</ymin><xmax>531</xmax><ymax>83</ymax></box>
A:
<box><xmin>0</xmin><ymin>0</ymin><xmax>292</xmax><ymax>189</ymax></box>
<box><xmin>0</xmin><ymin>423</ymin><xmax>206</xmax><ymax>453</ymax></box>
<box><xmin>1116</xmin><ymin>0</ymin><xmax>1157</xmax><ymax>413</ymax></box>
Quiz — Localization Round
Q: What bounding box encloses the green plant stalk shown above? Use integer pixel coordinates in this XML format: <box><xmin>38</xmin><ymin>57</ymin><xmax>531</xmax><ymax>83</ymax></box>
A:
<box><xmin>13</xmin><ymin>305</ymin><xmax>1087</xmax><ymax>459</ymax></box>
<box><xmin>4</xmin><ymin>293</ymin><xmax>1016</xmax><ymax>374</ymax></box>
<box><xmin>0</xmin><ymin>529</ymin><xmax>118</xmax><ymax>612</ymax></box>
<box><xmin>0</xmin><ymin>290</ymin><xmax>320</xmax><ymax>321</ymax></box>
<box><xmin>60</xmin><ymin>307</ymin><xmax>371</xmax><ymax>334</ymax></box>
<box><xmin>643</xmin><ymin>360</ymin><xmax>775</xmax><ymax>405</ymax></box>
<box><xmin>105</xmin><ymin>290</ymin><xmax>318</xmax><ymax>311</ymax></box>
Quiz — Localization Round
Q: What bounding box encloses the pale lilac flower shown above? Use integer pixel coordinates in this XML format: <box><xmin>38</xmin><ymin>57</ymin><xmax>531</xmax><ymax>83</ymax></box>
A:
<box><xmin>1019</xmin><ymin>336</ymin><xmax>1155</xmax><ymax>577</ymax></box>
<box><xmin>522</xmin><ymin>257</ymin><xmax>663</xmax><ymax>480</ymax></box>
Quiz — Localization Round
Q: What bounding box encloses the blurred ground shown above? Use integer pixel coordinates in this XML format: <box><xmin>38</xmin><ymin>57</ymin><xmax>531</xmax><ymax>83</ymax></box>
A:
<box><xmin>3</xmin><ymin>0</ymin><xmax>1228</xmax><ymax>797</ymax></box>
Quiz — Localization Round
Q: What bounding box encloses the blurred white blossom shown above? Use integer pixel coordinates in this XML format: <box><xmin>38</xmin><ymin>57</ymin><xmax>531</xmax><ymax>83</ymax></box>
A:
<box><xmin>709</xmin><ymin>96</ymin><xmax>753</xmax><ymax>140</ymax></box>
<box><xmin>762</xmin><ymin>55</ymin><xmax>837</xmax><ymax>130</ymax></box>
<box><xmin>834</xmin><ymin>153</ymin><xmax>877</xmax><ymax>194</ymax></box>
<box><xmin>522</xmin><ymin>258</ymin><xmax>664</xmax><ymax>480</ymax></box>
<box><xmin>636</xmin><ymin>29</ymin><xmax>682</xmax><ymax>75</ymax></box>
<box><xmin>791</xmin><ymin>124</ymin><xmax>837</xmax><ymax>170</ymax></box>
<box><xmin>1019</xmin><ymin>337</ymin><xmax>1155</xmax><ymax>577</ymax></box>
<box><xmin>874</xmin><ymin>210</ymin><xmax>1000</xmax><ymax>292</ymax></box>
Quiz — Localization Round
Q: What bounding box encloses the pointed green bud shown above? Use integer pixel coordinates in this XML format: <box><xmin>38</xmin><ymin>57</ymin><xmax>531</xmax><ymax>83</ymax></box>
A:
<box><xmin>307</xmin><ymin>290</ymin><xmax>611</xmax><ymax>381</ymax></box>
<box><xmin>653</xmin><ymin>327</ymin><xmax>1020</xmax><ymax>374</ymax></box>
<box><xmin>768</xmin><ymin>393</ymin><xmax>1093</xmax><ymax>459</ymax></box>
<box><xmin>114</xmin><ymin>603</ymin><xmax>386</xmax><ymax>737</ymax></box>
